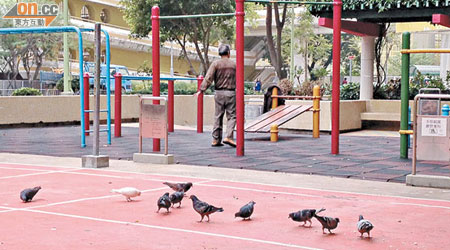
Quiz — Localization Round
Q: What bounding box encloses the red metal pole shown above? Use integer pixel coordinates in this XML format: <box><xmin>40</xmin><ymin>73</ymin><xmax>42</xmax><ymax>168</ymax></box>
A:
<box><xmin>83</xmin><ymin>73</ymin><xmax>90</xmax><ymax>136</ymax></box>
<box><xmin>152</xmin><ymin>6</ymin><xmax>160</xmax><ymax>152</ymax></box>
<box><xmin>168</xmin><ymin>80</ymin><xmax>174</xmax><ymax>132</ymax></box>
<box><xmin>332</xmin><ymin>0</ymin><xmax>342</xmax><ymax>155</ymax></box>
<box><xmin>235</xmin><ymin>0</ymin><xmax>245</xmax><ymax>156</ymax></box>
<box><xmin>197</xmin><ymin>76</ymin><xmax>204</xmax><ymax>133</ymax></box>
<box><xmin>114</xmin><ymin>73</ymin><xmax>122</xmax><ymax>137</ymax></box>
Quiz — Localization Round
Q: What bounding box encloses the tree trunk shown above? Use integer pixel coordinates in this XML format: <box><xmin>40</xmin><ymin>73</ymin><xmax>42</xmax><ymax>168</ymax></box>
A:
<box><xmin>304</xmin><ymin>40</ymin><xmax>308</xmax><ymax>82</ymax></box>
<box><xmin>266</xmin><ymin>4</ymin><xmax>278</xmax><ymax>76</ymax></box>
<box><xmin>266</xmin><ymin>3</ymin><xmax>288</xmax><ymax>80</ymax></box>
<box><xmin>175</xmin><ymin>36</ymin><xmax>197</xmax><ymax>75</ymax></box>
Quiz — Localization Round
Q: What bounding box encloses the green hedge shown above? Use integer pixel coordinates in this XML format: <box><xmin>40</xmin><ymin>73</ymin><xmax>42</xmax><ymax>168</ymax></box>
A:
<box><xmin>11</xmin><ymin>87</ymin><xmax>42</xmax><ymax>96</ymax></box>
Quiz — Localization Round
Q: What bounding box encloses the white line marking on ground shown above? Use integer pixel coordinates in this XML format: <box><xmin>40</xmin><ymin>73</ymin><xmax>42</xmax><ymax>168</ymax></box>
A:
<box><xmin>1</xmin><ymin>162</ymin><xmax>449</xmax><ymax>203</ymax></box>
<box><xmin>58</xmin><ymin>170</ymin><xmax>208</xmax><ymax>184</ymax></box>
<box><xmin>0</xmin><ymin>180</ymin><xmax>214</xmax><ymax>212</ymax></box>
<box><xmin>206</xmin><ymin>179</ymin><xmax>450</xmax><ymax>204</ymax></box>
<box><xmin>0</xmin><ymin>162</ymin><xmax>79</xmax><ymax>170</ymax></box>
<box><xmin>197</xmin><ymin>183</ymin><xmax>321</xmax><ymax>198</ymax></box>
<box><xmin>0</xmin><ymin>166</ymin><xmax>68</xmax><ymax>172</ymax></box>
<box><xmin>390</xmin><ymin>202</ymin><xmax>450</xmax><ymax>210</ymax></box>
<box><xmin>0</xmin><ymin>169</ymin><xmax>77</xmax><ymax>180</ymax></box>
<box><xmin>6</xmin><ymin>208</ymin><xmax>325</xmax><ymax>250</ymax></box>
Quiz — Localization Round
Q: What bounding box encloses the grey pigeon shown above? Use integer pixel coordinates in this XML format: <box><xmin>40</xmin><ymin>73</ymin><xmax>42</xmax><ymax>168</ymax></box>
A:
<box><xmin>357</xmin><ymin>215</ymin><xmax>374</xmax><ymax>238</ymax></box>
<box><xmin>288</xmin><ymin>208</ymin><xmax>325</xmax><ymax>227</ymax></box>
<box><xmin>189</xmin><ymin>195</ymin><xmax>223</xmax><ymax>222</ymax></box>
<box><xmin>157</xmin><ymin>192</ymin><xmax>171</xmax><ymax>213</ymax></box>
<box><xmin>235</xmin><ymin>201</ymin><xmax>256</xmax><ymax>220</ymax></box>
<box><xmin>314</xmin><ymin>214</ymin><xmax>340</xmax><ymax>234</ymax></box>
<box><xmin>20</xmin><ymin>186</ymin><xmax>41</xmax><ymax>202</ymax></box>
<box><xmin>163</xmin><ymin>182</ymin><xmax>193</xmax><ymax>192</ymax></box>
<box><xmin>170</xmin><ymin>191</ymin><xmax>185</xmax><ymax>208</ymax></box>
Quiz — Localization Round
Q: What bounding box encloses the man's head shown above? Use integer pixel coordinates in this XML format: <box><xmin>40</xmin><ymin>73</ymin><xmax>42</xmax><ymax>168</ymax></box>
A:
<box><xmin>218</xmin><ymin>44</ymin><xmax>231</xmax><ymax>58</ymax></box>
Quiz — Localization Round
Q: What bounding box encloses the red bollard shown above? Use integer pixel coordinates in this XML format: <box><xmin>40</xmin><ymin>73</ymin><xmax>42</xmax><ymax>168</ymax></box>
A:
<box><xmin>152</xmin><ymin>6</ymin><xmax>161</xmax><ymax>152</ymax></box>
<box><xmin>83</xmin><ymin>73</ymin><xmax>90</xmax><ymax>136</ymax></box>
<box><xmin>168</xmin><ymin>80</ymin><xmax>174</xmax><ymax>132</ymax></box>
<box><xmin>114</xmin><ymin>73</ymin><xmax>122</xmax><ymax>137</ymax></box>
<box><xmin>197</xmin><ymin>75</ymin><xmax>204</xmax><ymax>133</ymax></box>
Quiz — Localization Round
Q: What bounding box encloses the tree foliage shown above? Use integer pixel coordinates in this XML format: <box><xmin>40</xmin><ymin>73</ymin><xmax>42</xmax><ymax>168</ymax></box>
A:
<box><xmin>286</xmin><ymin>10</ymin><xmax>360</xmax><ymax>82</ymax></box>
<box><xmin>120</xmin><ymin>0</ymin><xmax>236</xmax><ymax>75</ymax></box>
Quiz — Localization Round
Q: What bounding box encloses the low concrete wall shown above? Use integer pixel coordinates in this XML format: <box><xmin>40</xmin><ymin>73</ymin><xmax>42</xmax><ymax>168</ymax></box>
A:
<box><xmin>0</xmin><ymin>95</ymin><xmax>366</xmax><ymax>131</ymax></box>
<box><xmin>0</xmin><ymin>95</ymin><xmax>141</xmax><ymax>124</ymax></box>
<box><xmin>282</xmin><ymin>100</ymin><xmax>366</xmax><ymax>132</ymax></box>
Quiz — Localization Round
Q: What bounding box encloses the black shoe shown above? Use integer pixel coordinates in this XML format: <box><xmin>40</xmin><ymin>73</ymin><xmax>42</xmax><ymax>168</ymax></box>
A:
<box><xmin>211</xmin><ymin>140</ymin><xmax>224</xmax><ymax>147</ymax></box>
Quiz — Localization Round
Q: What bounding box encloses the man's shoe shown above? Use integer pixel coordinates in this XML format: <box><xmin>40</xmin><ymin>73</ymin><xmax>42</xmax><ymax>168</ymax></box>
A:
<box><xmin>223</xmin><ymin>138</ymin><xmax>236</xmax><ymax>147</ymax></box>
<box><xmin>211</xmin><ymin>140</ymin><xmax>224</xmax><ymax>147</ymax></box>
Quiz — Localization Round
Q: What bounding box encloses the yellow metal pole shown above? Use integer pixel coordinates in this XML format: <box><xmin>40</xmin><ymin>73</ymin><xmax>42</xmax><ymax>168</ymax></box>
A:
<box><xmin>271</xmin><ymin>87</ymin><xmax>278</xmax><ymax>110</ymax></box>
<box><xmin>401</xmin><ymin>49</ymin><xmax>450</xmax><ymax>54</ymax></box>
<box><xmin>313</xmin><ymin>85</ymin><xmax>320</xmax><ymax>138</ymax></box>
<box><xmin>270</xmin><ymin>124</ymin><xmax>278</xmax><ymax>142</ymax></box>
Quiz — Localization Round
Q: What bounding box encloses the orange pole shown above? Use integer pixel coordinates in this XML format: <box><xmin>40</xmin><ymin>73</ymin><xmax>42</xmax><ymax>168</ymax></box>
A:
<box><xmin>271</xmin><ymin>88</ymin><xmax>278</xmax><ymax>110</ymax></box>
<box><xmin>313</xmin><ymin>85</ymin><xmax>320</xmax><ymax>138</ymax></box>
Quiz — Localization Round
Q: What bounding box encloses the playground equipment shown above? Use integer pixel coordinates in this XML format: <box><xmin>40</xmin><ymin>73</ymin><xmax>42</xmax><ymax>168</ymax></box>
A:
<box><xmin>111</xmin><ymin>75</ymin><xmax>198</xmax><ymax>137</ymax></box>
<box><xmin>0</xmin><ymin>26</ymin><xmax>112</xmax><ymax>148</ymax></box>
<box><xmin>244</xmin><ymin>85</ymin><xmax>320</xmax><ymax>142</ymax></box>
<box><xmin>399</xmin><ymin>32</ymin><xmax>450</xmax><ymax>158</ymax></box>
<box><xmin>151</xmin><ymin>0</ymin><xmax>339</xmax><ymax>156</ymax></box>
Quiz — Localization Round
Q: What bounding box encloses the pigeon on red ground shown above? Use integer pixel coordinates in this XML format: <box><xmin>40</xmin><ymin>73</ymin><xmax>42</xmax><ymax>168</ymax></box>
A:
<box><xmin>235</xmin><ymin>201</ymin><xmax>256</xmax><ymax>220</ymax></box>
<box><xmin>170</xmin><ymin>191</ymin><xmax>185</xmax><ymax>208</ymax></box>
<box><xmin>288</xmin><ymin>208</ymin><xmax>325</xmax><ymax>227</ymax></box>
<box><xmin>111</xmin><ymin>187</ymin><xmax>141</xmax><ymax>202</ymax></box>
<box><xmin>189</xmin><ymin>195</ymin><xmax>223</xmax><ymax>222</ymax></box>
<box><xmin>314</xmin><ymin>213</ymin><xmax>340</xmax><ymax>234</ymax></box>
<box><xmin>163</xmin><ymin>182</ymin><xmax>193</xmax><ymax>192</ymax></box>
<box><xmin>20</xmin><ymin>186</ymin><xmax>41</xmax><ymax>202</ymax></box>
<box><xmin>357</xmin><ymin>215</ymin><xmax>374</xmax><ymax>238</ymax></box>
<box><xmin>157</xmin><ymin>192</ymin><xmax>172</xmax><ymax>213</ymax></box>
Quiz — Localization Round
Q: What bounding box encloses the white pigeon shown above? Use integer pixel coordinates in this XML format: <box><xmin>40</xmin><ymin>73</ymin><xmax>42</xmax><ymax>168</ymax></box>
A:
<box><xmin>111</xmin><ymin>187</ymin><xmax>141</xmax><ymax>202</ymax></box>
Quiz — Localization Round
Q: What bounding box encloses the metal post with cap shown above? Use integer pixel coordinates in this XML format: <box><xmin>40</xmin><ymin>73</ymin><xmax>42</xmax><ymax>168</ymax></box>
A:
<box><xmin>81</xmin><ymin>23</ymin><xmax>109</xmax><ymax>168</ymax></box>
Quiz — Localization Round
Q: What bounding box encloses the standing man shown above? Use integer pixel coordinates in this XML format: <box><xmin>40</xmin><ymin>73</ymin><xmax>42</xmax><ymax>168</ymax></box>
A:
<box><xmin>195</xmin><ymin>44</ymin><xmax>236</xmax><ymax>147</ymax></box>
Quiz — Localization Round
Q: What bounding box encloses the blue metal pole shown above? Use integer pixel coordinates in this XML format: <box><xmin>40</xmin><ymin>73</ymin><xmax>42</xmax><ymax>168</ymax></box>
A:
<box><xmin>442</xmin><ymin>104</ymin><xmax>450</xmax><ymax>116</ymax></box>
<box><xmin>77</xmin><ymin>28</ymin><xmax>86</xmax><ymax>148</ymax></box>
<box><xmin>102</xmin><ymin>29</ymin><xmax>111</xmax><ymax>145</ymax></box>
<box><xmin>0</xmin><ymin>26</ymin><xmax>100</xmax><ymax>148</ymax></box>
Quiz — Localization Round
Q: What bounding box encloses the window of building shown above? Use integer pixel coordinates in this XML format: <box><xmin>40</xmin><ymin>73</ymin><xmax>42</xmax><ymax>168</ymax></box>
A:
<box><xmin>100</xmin><ymin>9</ymin><xmax>109</xmax><ymax>23</ymax></box>
<box><xmin>81</xmin><ymin>5</ymin><xmax>90</xmax><ymax>19</ymax></box>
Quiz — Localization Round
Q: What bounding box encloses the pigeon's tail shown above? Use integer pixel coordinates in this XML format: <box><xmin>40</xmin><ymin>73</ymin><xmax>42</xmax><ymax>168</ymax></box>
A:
<box><xmin>217</xmin><ymin>207</ymin><xmax>224</xmax><ymax>212</ymax></box>
<box><xmin>111</xmin><ymin>189</ymin><xmax>120</xmax><ymax>194</ymax></box>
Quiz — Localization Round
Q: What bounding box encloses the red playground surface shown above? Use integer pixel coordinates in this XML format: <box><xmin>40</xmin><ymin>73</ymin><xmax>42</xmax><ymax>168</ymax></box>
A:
<box><xmin>0</xmin><ymin>162</ymin><xmax>449</xmax><ymax>250</ymax></box>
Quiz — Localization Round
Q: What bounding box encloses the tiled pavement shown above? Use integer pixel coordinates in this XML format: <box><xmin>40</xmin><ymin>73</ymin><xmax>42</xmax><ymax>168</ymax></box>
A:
<box><xmin>0</xmin><ymin>125</ymin><xmax>448</xmax><ymax>183</ymax></box>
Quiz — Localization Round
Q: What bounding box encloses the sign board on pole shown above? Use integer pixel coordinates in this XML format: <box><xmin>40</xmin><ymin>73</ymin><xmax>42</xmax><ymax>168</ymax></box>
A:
<box><xmin>421</xmin><ymin>117</ymin><xmax>447</xmax><ymax>137</ymax></box>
